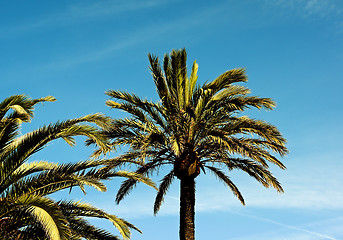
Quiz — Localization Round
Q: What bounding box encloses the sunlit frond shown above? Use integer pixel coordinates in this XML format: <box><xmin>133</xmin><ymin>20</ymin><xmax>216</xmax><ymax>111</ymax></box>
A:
<box><xmin>15</xmin><ymin>194</ymin><xmax>69</xmax><ymax>240</ymax></box>
<box><xmin>59</xmin><ymin>200</ymin><xmax>142</xmax><ymax>240</ymax></box>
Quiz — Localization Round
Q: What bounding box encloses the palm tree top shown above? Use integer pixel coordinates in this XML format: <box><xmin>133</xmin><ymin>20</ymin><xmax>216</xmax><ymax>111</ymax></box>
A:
<box><xmin>105</xmin><ymin>48</ymin><xmax>288</xmax><ymax>215</ymax></box>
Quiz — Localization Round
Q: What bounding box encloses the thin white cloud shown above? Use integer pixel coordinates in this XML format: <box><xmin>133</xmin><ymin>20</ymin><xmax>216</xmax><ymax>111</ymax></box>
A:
<box><xmin>191</xmin><ymin>149</ymin><xmax>343</xmax><ymax>211</ymax></box>
<box><xmin>90</xmin><ymin>166</ymin><xmax>343</xmax><ymax>219</ymax></box>
<box><xmin>4</xmin><ymin>1</ymin><xmax>224</xmax><ymax>75</ymax></box>
<box><xmin>194</xmin><ymin>182</ymin><xmax>343</xmax><ymax>213</ymax></box>
<box><xmin>67</xmin><ymin>0</ymin><xmax>163</xmax><ymax>19</ymax></box>
<box><xmin>0</xmin><ymin>0</ymin><xmax>173</xmax><ymax>37</ymax></box>
<box><xmin>90</xmin><ymin>152</ymin><xmax>343</xmax><ymax>221</ymax></box>
<box><xmin>262</xmin><ymin>0</ymin><xmax>341</xmax><ymax>18</ymax></box>
<box><xmin>229</xmin><ymin>211</ymin><xmax>339</xmax><ymax>240</ymax></box>
<box><xmin>86</xmin><ymin>183</ymin><xmax>343</xmax><ymax>239</ymax></box>
<box><xmin>195</xmin><ymin>172</ymin><xmax>343</xmax><ymax>211</ymax></box>
<box><xmin>229</xmin><ymin>215</ymin><xmax>343</xmax><ymax>240</ymax></box>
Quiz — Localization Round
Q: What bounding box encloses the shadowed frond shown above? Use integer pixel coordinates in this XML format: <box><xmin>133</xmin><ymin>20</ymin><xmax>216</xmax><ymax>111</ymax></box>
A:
<box><xmin>154</xmin><ymin>170</ymin><xmax>175</xmax><ymax>215</ymax></box>
<box><xmin>115</xmin><ymin>160</ymin><xmax>165</xmax><ymax>204</ymax></box>
<box><xmin>206</xmin><ymin>166</ymin><xmax>245</xmax><ymax>205</ymax></box>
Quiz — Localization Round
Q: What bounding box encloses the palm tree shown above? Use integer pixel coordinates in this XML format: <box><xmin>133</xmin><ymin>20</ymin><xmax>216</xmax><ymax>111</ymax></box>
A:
<box><xmin>0</xmin><ymin>94</ymin><xmax>155</xmax><ymax>240</ymax></box>
<box><xmin>104</xmin><ymin>49</ymin><xmax>289</xmax><ymax>240</ymax></box>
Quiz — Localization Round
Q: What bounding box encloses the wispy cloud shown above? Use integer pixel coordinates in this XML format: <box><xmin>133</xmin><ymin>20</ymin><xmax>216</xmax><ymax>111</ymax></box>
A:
<box><xmin>232</xmin><ymin>216</ymin><xmax>343</xmax><ymax>240</ymax></box>
<box><xmin>229</xmin><ymin>211</ymin><xmax>340</xmax><ymax>240</ymax></box>
<box><xmin>261</xmin><ymin>0</ymin><xmax>342</xmax><ymax>18</ymax></box>
<box><xmin>90</xmin><ymin>183</ymin><xmax>343</xmax><ymax>238</ymax></box>
<box><xmin>90</xmin><ymin>163</ymin><xmax>343</xmax><ymax>220</ymax></box>
<box><xmin>0</xmin><ymin>0</ymin><xmax>173</xmax><ymax>37</ymax></box>
<box><xmin>194</xmin><ymin>181</ymin><xmax>343</xmax><ymax>213</ymax></box>
<box><xmin>195</xmin><ymin>163</ymin><xmax>343</xmax><ymax>211</ymax></box>
<box><xmin>2</xmin><ymin>1</ymin><xmax>224</xmax><ymax>77</ymax></box>
<box><xmin>90</xmin><ymin>152</ymin><xmax>343</xmax><ymax>220</ymax></box>
<box><xmin>67</xmin><ymin>0</ymin><xmax>164</xmax><ymax>19</ymax></box>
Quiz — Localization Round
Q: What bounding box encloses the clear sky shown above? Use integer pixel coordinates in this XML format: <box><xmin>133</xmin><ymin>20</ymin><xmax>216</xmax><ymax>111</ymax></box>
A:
<box><xmin>1</xmin><ymin>0</ymin><xmax>343</xmax><ymax>239</ymax></box>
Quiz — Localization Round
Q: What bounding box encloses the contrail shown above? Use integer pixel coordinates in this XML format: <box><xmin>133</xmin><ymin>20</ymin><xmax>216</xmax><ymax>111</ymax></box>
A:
<box><xmin>230</xmin><ymin>210</ymin><xmax>337</xmax><ymax>240</ymax></box>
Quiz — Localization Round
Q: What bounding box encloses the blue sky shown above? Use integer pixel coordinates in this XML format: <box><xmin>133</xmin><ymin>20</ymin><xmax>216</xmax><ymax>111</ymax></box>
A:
<box><xmin>1</xmin><ymin>0</ymin><xmax>343</xmax><ymax>239</ymax></box>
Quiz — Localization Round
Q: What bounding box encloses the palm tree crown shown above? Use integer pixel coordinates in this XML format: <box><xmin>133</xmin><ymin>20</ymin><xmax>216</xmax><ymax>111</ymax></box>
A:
<box><xmin>105</xmin><ymin>49</ymin><xmax>288</xmax><ymax>240</ymax></box>
<box><xmin>0</xmin><ymin>95</ymin><xmax>155</xmax><ymax>240</ymax></box>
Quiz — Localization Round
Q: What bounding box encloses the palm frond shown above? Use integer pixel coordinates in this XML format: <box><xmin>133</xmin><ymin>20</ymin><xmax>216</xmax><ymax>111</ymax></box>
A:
<box><xmin>154</xmin><ymin>170</ymin><xmax>175</xmax><ymax>215</ymax></box>
<box><xmin>206</xmin><ymin>166</ymin><xmax>245</xmax><ymax>205</ymax></box>
<box><xmin>68</xmin><ymin>218</ymin><xmax>120</xmax><ymax>240</ymax></box>
<box><xmin>203</xmin><ymin>68</ymin><xmax>247</xmax><ymax>92</ymax></box>
<box><xmin>59</xmin><ymin>200</ymin><xmax>141</xmax><ymax>240</ymax></box>
<box><xmin>0</xmin><ymin>95</ymin><xmax>56</xmax><ymax>122</ymax></box>
<box><xmin>115</xmin><ymin>160</ymin><xmax>164</xmax><ymax>204</ymax></box>
<box><xmin>15</xmin><ymin>194</ymin><xmax>69</xmax><ymax>240</ymax></box>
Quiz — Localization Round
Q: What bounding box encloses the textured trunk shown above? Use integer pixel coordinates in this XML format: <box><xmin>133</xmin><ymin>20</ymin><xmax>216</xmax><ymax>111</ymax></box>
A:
<box><xmin>179</xmin><ymin>177</ymin><xmax>195</xmax><ymax>240</ymax></box>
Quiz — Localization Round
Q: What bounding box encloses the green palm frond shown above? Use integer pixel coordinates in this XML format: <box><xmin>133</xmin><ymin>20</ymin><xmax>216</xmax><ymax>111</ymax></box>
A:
<box><xmin>206</xmin><ymin>166</ymin><xmax>245</xmax><ymax>205</ymax></box>
<box><xmin>106</xmin><ymin>90</ymin><xmax>167</xmax><ymax>130</ymax></box>
<box><xmin>1</xmin><ymin>114</ymin><xmax>111</xmax><ymax>187</ymax></box>
<box><xmin>4</xmin><ymin>162</ymin><xmax>114</xmax><ymax>198</ymax></box>
<box><xmin>115</xmin><ymin>160</ymin><xmax>166</xmax><ymax>204</ymax></box>
<box><xmin>114</xmin><ymin>170</ymin><xmax>157</xmax><ymax>187</ymax></box>
<box><xmin>204</xmin><ymin>68</ymin><xmax>247</xmax><ymax>92</ymax></box>
<box><xmin>0</xmin><ymin>95</ymin><xmax>56</xmax><ymax>122</ymax></box>
<box><xmin>0</xmin><ymin>95</ymin><xmax>56</xmax><ymax>152</ymax></box>
<box><xmin>59</xmin><ymin>200</ymin><xmax>141</xmax><ymax>240</ymax></box>
<box><xmin>68</xmin><ymin>217</ymin><xmax>120</xmax><ymax>240</ymax></box>
<box><xmin>154</xmin><ymin>170</ymin><xmax>175</xmax><ymax>215</ymax></box>
<box><xmin>226</xmin><ymin>158</ymin><xmax>284</xmax><ymax>192</ymax></box>
<box><xmin>0</xmin><ymin>161</ymin><xmax>57</xmax><ymax>195</ymax></box>
<box><xmin>15</xmin><ymin>194</ymin><xmax>70</xmax><ymax>240</ymax></box>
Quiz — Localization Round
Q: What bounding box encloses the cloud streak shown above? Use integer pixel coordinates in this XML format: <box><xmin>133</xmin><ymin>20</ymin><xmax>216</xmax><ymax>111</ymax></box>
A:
<box><xmin>2</xmin><ymin>0</ymin><xmax>225</xmax><ymax>77</ymax></box>
<box><xmin>261</xmin><ymin>0</ymin><xmax>342</xmax><ymax>18</ymax></box>
<box><xmin>229</xmin><ymin>211</ymin><xmax>338</xmax><ymax>240</ymax></box>
<box><xmin>0</xmin><ymin>0</ymin><xmax>173</xmax><ymax>38</ymax></box>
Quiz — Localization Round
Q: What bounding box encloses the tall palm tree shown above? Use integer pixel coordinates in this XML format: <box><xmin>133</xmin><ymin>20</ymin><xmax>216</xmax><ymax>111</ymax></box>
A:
<box><xmin>104</xmin><ymin>49</ymin><xmax>288</xmax><ymax>240</ymax></box>
<box><xmin>0</xmin><ymin>94</ymin><xmax>155</xmax><ymax>240</ymax></box>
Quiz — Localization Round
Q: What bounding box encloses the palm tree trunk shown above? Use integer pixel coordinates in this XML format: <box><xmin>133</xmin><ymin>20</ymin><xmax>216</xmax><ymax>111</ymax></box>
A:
<box><xmin>179</xmin><ymin>176</ymin><xmax>195</xmax><ymax>240</ymax></box>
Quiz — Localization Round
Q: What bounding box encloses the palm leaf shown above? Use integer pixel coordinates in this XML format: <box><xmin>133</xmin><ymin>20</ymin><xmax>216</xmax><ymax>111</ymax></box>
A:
<box><xmin>15</xmin><ymin>194</ymin><xmax>69</xmax><ymax>240</ymax></box>
<box><xmin>206</xmin><ymin>166</ymin><xmax>245</xmax><ymax>205</ymax></box>
<box><xmin>154</xmin><ymin>170</ymin><xmax>175</xmax><ymax>215</ymax></box>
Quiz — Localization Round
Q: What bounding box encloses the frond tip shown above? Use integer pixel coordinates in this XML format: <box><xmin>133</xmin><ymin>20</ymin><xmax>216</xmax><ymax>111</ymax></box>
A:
<box><xmin>154</xmin><ymin>170</ymin><xmax>175</xmax><ymax>215</ymax></box>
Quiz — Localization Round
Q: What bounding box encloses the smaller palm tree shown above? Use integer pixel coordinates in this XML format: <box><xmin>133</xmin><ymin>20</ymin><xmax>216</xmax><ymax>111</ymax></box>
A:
<box><xmin>0</xmin><ymin>94</ymin><xmax>155</xmax><ymax>240</ymax></box>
